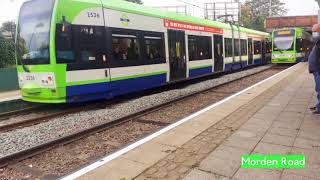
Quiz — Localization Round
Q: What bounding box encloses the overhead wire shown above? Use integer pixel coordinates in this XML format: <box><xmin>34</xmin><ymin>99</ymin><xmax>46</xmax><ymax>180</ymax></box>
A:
<box><xmin>174</xmin><ymin>0</ymin><xmax>205</xmax><ymax>10</ymax></box>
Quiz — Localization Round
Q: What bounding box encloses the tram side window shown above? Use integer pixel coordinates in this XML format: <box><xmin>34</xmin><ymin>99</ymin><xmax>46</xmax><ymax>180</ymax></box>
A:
<box><xmin>254</xmin><ymin>41</ymin><xmax>261</xmax><ymax>55</ymax></box>
<box><xmin>188</xmin><ymin>36</ymin><xmax>197</xmax><ymax>61</ymax></box>
<box><xmin>224</xmin><ymin>38</ymin><xmax>233</xmax><ymax>57</ymax></box>
<box><xmin>240</xmin><ymin>39</ymin><xmax>248</xmax><ymax>56</ymax></box>
<box><xmin>144</xmin><ymin>34</ymin><xmax>165</xmax><ymax>64</ymax></box>
<box><xmin>199</xmin><ymin>36</ymin><xmax>212</xmax><ymax>60</ymax></box>
<box><xmin>56</xmin><ymin>24</ymin><xmax>75</xmax><ymax>63</ymax></box>
<box><xmin>112</xmin><ymin>34</ymin><xmax>140</xmax><ymax>62</ymax></box>
<box><xmin>234</xmin><ymin>39</ymin><xmax>240</xmax><ymax>56</ymax></box>
<box><xmin>79</xmin><ymin>26</ymin><xmax>103</xmax><ymax>62</ymax></box>
<box><xmin>188</xmin><ymin>35</ymin><xmax>212</xmax><ymax>61</ymax></box>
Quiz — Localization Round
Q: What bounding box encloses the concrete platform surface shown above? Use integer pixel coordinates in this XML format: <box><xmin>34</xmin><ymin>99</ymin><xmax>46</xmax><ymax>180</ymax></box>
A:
<box><xmin>0</xmin><ymin>90</ymin><xmax>21</xmax><ymax>103</ymax></box>
<box><xmin>63</xmin><ymin>63</ymin><xmax>319</xmax><ymax>180</ymax></box>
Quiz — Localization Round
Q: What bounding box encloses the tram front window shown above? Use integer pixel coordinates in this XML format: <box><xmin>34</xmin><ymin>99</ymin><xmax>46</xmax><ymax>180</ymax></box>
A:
<box><xmin>16</xmin><ymin>0</ymin><xmax>55</xmax><ymax>65</ymax></box>
<box><xmin>273</xmin><ymin>30</ymin><xmax>295</xmax><ymax>51</ymax></box>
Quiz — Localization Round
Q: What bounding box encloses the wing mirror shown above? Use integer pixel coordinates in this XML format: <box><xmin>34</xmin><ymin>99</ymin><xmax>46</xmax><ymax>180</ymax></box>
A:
<box><xmin>60</xmin><ymin>16</ymin><xmax>71</xmax><ymax>36</ymax></box>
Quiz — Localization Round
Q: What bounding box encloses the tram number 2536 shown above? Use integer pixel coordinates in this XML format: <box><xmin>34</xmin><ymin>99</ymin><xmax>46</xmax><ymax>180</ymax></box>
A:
<box><xmin>87</xmin><ymin>12</ymin><xmax>100</xmax><ymax>18</ymax></box>
<box><xmin>26</xmin><ymin>75</ymin><xmax>35</xmax><ymax>81</ymax></box>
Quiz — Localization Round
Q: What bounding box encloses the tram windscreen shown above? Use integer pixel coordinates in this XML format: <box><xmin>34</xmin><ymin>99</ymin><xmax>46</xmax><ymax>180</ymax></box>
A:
<box><xmin>273</xmin><ymin>30</ymin><xmax>295</xmax><ymax>51</ymax></box>
<box><xmin>16</xmin><ymin>0</ymin><xmax>55</xmax><ymax>65</ymax></box>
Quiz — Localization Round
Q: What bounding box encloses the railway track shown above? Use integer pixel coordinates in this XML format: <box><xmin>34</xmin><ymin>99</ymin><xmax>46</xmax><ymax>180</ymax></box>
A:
<box><xmin>0</xmin><ymin>65</ymin><xmax>287</xmax><ymax>171</ymax></box>
<box><xmin>0</xmin><ymin>105</ymin><xmax>46</xmax><ymax>121</ymax></box>
<box><xmin>0</xmin><ymin>103</ymin><xmax>111</xmax><ymax>133</ymax></box>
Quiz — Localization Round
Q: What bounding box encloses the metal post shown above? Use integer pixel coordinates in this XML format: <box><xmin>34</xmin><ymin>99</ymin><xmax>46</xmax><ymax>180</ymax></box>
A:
<box><xmin>238</xmin><ymin>1</ymin><xmax>241</xmax><ymax>25</ymax></box>
<box><xmin>204</xmin><ymin>3</ymin><xmax>208</xmax><ymax>19</ymax></box>
<box><xmin>269</xmin><ymin>0</ymin><xmax>272</xmax><ymax>17</ymax></box>
<box><xmin>225</xmin><ymin>2</ymin><xmax>228</xmax><ymax>23</ymax></box>
<box><xmin>314</xmin><ymin>0</ymin><xmax>320</xmax><ymax>23</ymax></box>
<box><xmin>214</xmin><ymin>3</ymin><xmax>216</xmax><ymax>20</ymax></box>
<box><xmin>318</xmin><ymin>9</ymin><xmax>320</xmax><ymax>23</ymax></box>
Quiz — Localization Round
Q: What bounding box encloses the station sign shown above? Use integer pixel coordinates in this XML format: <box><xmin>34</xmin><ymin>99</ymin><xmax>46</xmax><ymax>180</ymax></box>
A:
<box><xmin>164</xmin><ymin>19</ymin><xmax>223</xmax><ymax>34</ymax></box>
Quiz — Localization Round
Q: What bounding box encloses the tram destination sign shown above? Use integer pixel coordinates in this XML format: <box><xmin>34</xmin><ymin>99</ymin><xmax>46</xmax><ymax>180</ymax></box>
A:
<box><xmin>274</xmin><ymin>30</ymin><xmax>295</xmax><ymax>36</ymax></box>
<box><xmin>164</xmin><ymin>19</ymin><xmax>223</xmax><ymax>34</ymax></box>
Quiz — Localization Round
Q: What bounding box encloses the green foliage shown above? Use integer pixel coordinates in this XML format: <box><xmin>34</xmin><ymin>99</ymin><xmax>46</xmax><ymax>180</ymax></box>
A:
<box><xmin>0</xmin><ymin>21</ymin><xmax>16</xmax><ymax>41</ymax></box>
<box><xmin>240</xmin><ymin>0</ymin><xmax>287</xmax><ymax>31</ymax></box>
<box><xmin>0</xmin><ymin>35</ymin><xmax>15</xmax><ymax>68</ymax></box>
<box><xmin>125</xmin><ymin>0</ymin><xmax>143</xmax><ymax>4</ymax></box>
<box><xmin>0</xmin><ymin>21</ymin><xmax>16</xmax><ymax>68</ymax></box>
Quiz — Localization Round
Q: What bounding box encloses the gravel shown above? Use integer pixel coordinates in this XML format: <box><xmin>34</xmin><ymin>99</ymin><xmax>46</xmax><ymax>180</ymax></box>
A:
<box><xmin>0</xmin><ymin>65</ymin><xmax>271</xmax><ymax>158</ymax></box>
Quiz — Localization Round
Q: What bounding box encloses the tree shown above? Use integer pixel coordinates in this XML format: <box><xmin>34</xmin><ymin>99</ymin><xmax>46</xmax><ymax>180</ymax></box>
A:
<box><xmin>0</xmin><ymin>21</ymin><xmax>16</xmax><ymax>41</ymax></box>
<box><xmin>240</xmin><ymin>0</ymin><xmax>287</xmax><ymax>31</ymax></box>
<box><xmin>0</xmin><ymin>35</ymin><xmax>15</xmax><ymax>68</ymax></box>
<box><xmin>125</xmin><ymin>0</ymin><xmax>143</xmax><ymax>4</ymax></box>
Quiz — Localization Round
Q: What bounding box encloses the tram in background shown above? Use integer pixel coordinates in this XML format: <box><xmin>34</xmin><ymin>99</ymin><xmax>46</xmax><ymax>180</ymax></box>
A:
<box><xmin>271</xmin><ymin>28</ymin><xmax>313</xmax><ymax>64</ymax></box>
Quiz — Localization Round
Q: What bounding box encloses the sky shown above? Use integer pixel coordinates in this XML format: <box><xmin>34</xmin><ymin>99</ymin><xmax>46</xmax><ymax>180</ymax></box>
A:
<box><xmin>0</xmin><ymin>0</ymin><xmax>319</xmax><ymax>25</ymax></box>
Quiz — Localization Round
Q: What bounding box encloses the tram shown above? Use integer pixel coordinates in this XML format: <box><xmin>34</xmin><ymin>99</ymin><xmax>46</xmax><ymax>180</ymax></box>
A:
<box><xmin>16</xmin><ymin>0</ymin><xmax>270</xmax><ymax>103</ymax></box>
<box><xmin>271</xmin><ymin>28</ymin><xmax>312</xmax><ymax>64</ymax></box>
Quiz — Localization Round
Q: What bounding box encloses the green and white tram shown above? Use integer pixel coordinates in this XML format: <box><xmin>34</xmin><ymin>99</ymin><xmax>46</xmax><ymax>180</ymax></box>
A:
<box><xmin>271</xmin><ymin>28</ymin><xmax>313</xmax><ymax>64</ymax></box>
<box><xmin>16</xmin><ymin>0</ymin><xmax>270</xmax><ymax>103</ymax></box>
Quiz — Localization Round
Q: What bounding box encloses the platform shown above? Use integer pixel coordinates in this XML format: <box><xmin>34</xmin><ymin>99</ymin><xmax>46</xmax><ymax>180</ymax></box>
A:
<box><xmin>0</xmin><ymin>90</ymin><xmax>21</xmax><ymax>103</ymax></box>
<box><xmin>63</xmin><ymin>62</ymin><xmax>319</xmax><ymax>180</ymax></box>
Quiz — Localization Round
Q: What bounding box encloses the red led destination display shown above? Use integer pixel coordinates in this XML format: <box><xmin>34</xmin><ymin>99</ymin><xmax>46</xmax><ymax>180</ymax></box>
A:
<box><xmin>164</xmin><ymin>19</ymin><xmax>223</xmax><ymax>34</ymax></box>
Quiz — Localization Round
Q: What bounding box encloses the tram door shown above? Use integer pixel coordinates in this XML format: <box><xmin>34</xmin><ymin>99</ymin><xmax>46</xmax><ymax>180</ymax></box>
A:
<box><xmin>168</xmin><ymin>30</ymin><xmax>186</xmax><ymax>81</ymax></box>
<box><xmin>213</xmin><ymin>35</ymin><xmax>224</xmax><ymax>72</ymax></box>
<box><xmin>261</xmin><ymin>41</ymin><xmax>266</xmax><ymax>64</ymax></box>
<box><xmin>248</xmin><ymin>38</ymin><xmax>253</xmax><ymax>65</ymax></box>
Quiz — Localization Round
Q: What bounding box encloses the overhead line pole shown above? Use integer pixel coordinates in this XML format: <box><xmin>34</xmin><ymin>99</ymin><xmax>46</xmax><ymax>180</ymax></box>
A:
<box><xmin>317</xmin><ymin>0</ymin><xmax>320</xmax><ymax>23</ymax></box>
<box><xmin>269</xmin><ymin>0</ymin><xmax>272</xmax><ymax>17</ymax></box>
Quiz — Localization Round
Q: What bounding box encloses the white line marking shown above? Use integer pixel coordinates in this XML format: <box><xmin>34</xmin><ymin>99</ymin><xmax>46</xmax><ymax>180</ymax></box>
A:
<box><xmin>60</xmin><ymin>63</ymin><xmax>301</xmax><ymax>180</ymax></box>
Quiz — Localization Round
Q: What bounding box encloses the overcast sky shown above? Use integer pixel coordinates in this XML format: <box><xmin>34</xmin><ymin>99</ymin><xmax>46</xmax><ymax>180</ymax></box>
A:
<box><xmin>0</xmin><ymin>0</ymin><xmax>319</xmax><ymax>25</ymax></box>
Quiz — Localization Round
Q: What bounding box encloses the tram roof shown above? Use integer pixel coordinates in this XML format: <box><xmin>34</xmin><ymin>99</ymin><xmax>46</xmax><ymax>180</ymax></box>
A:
<box><xmin>73</xmin><ymin>0</ymin><xmax>269</xmax><ymax>37</ymax></box>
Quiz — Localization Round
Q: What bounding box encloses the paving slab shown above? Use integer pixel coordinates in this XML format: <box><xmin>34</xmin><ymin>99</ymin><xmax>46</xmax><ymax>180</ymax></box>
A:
<box><xmin>252</xmin><ymin>112</ymin><xmax>279</xmax><ymax>121</ymax></box>
<box><xmin>291</xmin><ymin>147</ymin><xmax>320</xmax><ymax>165</ymax></box>
<box><xmin>233</xmin><ymin>168</ymin><xmax>282</xmax><ymax>180</ymax></box>
<box><xmin>283</xmin><ymin>163</ymin><xmax>320</xmax><ymax>179</ymax></box>
<box><xmin>275</xmin><ymin>111</ymin><xmax>305</xmax><ymax>122</ymax></box>
<box><xmin>267</xmin><ymin>126</ymin><xmax>299</xmax><ymax>137</ymax></box>
<box><xmin>183</xmin><ymin>169</ymin><xmax>229</xmax><ymax>180</ymax></box>
<box><xmin>253</xmin><ymin>142</ymin><xmax>292</xmax><ymax>155</ymax></box>
<box><xmin>199</xmin><ymin>157</ymin><xmax>240</xmax><ymax>177</ymax></box>
<box><xmin>261</xmin><ymin>133</ymin><xmax>295</xmax><ymax>147</ymax></box>
<box><xmin>78</xmin><ymin>158</ymin><xmax>147</xmax><ymax>180</ymax></box>
<box><xmin>293</xmin><ymin>137</ymin><xmax>320</xmax><ymax>150</ymax></box>
<box><xmin>222</xmin><ymin>135</ymin><xmax>260</xmax><ymax>151</ymax></box>
<box><xmin>297</xmin><ymin>130</ymin><xmax>320</xmax><ymax>141</ymax></box>
<box><xmin>281</xmin><ymin>171</ymin><xmax>318</xmax><ymax>180</ymax></box>
<box><xmin>271</xmin><ymin>120</ymin><xmax>301</xmax><ymax>130</ymax></box>
<box><xmin>122</xmin><ymin>142</ymin><xmax>177</xmax><ymax>165</ymax></box>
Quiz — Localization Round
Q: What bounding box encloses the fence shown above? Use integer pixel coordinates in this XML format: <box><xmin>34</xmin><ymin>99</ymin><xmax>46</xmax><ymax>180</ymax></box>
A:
<box><xmin>0</xmin><ymin>67</ymin><xmax>19</xmax><ymax>92</ymax></box>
